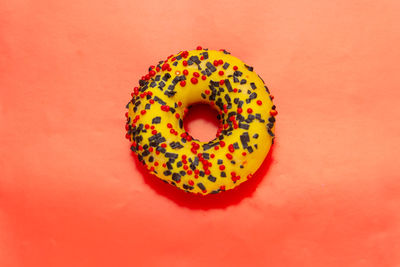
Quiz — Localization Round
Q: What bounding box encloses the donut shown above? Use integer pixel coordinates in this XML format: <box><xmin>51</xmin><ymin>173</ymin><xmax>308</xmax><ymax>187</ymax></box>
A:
<box><xmin>125</xmin><ymin>47</ymin><xmax>277</xmax><ymax>195</ymax></box>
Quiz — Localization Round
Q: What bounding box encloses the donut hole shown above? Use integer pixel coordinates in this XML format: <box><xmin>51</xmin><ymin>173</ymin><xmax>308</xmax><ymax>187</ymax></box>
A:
<box><xmin>183</xmin><ymin>103</ymin><xmax>220</xmax><ymax>142</ymax></box>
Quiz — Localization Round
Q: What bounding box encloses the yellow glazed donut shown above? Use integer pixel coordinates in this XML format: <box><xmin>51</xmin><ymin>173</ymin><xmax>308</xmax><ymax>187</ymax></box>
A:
<box><xmin>125</xmin><ymin>47</ymin><xmax>277</xmax><ymax>195</ymax></box>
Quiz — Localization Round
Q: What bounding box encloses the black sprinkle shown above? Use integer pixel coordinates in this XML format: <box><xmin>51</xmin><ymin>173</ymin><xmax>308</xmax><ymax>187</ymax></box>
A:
<box><xmin>207</xmin><ymin>175</ymin><xmax>216</xmax><ymax>182</ymax></box>
<box><xmin>233</xmin><ymin>71</ymin><xmax>242</xmax><ymax>77</ymax></box>
<box><xmin>197</xmin><ymin>183</ymin><xmax>206</xmax><ymax>191</ymax></box>
<box><xmin>239</xmin><ymin>123</ymin><xmax>250</xmax><ymax>130</ymax></box>
<box><xmin>206</xmin><ymin>62</ymin><xmax>217</xmax><ymax>72</ymax></box>
<box><xmin>165</xmin><ymin>152</ymin><xmax>178</xmax><ymax>159</ymax></box>
<box><xmin>222</xmin><ymin>62</ymin><xmax>230</xmax><ymax>69</ymax></box>
<box><xmin>240</xmin><ymin>132</ymin><xmax>250</xmax><ymax>148</ymax></box>
<box><xmin>152</xmin><ymin>117</ymin><xmax>161</xmax><ymax>124</ymax></box>
<box><xmin>166</xmin><ymin>162</ymin><xmax>173</xmax><ymax>169</ymax></box>
<box><xmin>172</xmin><ymin>173</ymin><xmax>181</xmax><ymax>182</ymax></box>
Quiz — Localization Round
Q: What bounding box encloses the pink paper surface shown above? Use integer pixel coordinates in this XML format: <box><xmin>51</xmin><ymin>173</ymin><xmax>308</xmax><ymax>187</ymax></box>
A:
<box><xmin>1</xmin><ymin>0</ymin><xmax>400</xmax><ymax>266</ymax></box>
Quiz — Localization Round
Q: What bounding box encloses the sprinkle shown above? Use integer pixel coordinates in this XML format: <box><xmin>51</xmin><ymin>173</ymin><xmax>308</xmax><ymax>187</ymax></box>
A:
<box><xmin>270</xmin><ymin>110</ymin><xmax>278</xmax><ymax>116</ymax></box>
<box><xmin>191</xmin><ymin>77</ymin><xmax>198</xmax><ymax>84</ymax></box>
<box><xmin>180</xmin><ymin>80</ymin><xmax>186</xmax><ymax>87</ymax></box>
<box><xmin>218</xmin><ymin>70</ymin><xmax>224</xmax><ymax>76</ymax></box>
<box><xmin>183</xmin><ymin>69</ymin><xmax>189</xmax><ymax>76</ymax></box>
<box><xmin>257</xmin><ymin>100</ymin><xmax>262</xmax><ymax>105</ymax></box>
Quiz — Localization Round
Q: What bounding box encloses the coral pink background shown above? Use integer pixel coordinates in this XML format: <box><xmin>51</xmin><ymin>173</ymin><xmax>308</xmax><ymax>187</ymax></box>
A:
<box><xmin>1</xmin><ymin>0</ymin><xmax>400</xmax><ymax>266</ymax></box>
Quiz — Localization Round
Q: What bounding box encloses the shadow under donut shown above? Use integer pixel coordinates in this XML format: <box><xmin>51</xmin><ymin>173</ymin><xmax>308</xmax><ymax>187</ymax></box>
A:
<box><xmin>131</xmin><ymin>144</ymin><xmax>275</xmax><ymax>210</ymax></box>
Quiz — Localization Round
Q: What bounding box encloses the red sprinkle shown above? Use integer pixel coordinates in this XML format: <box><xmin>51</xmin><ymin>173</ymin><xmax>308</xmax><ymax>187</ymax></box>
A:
<box><xmin>247</xmin><ymin>108</ymin><xmax>253</xmax><ymax>114</ymax></box>
<box><xmin>175</xmin><ymin>113</ymin><xmax>180</xmax><ymax>119</ymax></box>
<box><xmin>183</xmin><ymin>69</ymin><xmax>189</xmax><ymax>76</ymax></box>
<box><xmin>218</xmin><ymin>70</ymin><xmax>224</xmax><ymax>76</ymax></box>
<box><xmin>237</xmin><ymin>107</ymin><xmax>242</xmax><ymax>114</ymax></box>
<box><xmin>219</xmin><ymin>165</ymin><xmax>225</xmax><ymax>171</ymax></box>
<box><xmin>178</xmin><ymin>101</ymin><xmax>182</xmax><ymax>107</ymax></box>
<box><xmin>161</xmin><ymin>105</ymin><xmax>170</xmax><ymax>112</ymax></box>
<box><xmin>151</xmin><ymin>130</ymin><xmax>157</xmax><ymax>135</ymax></box>
<box><xmin>205</xmin><ymin>89</ymin><xmax>210</xmax><ymax>95</ymax></box>
<box><xmin>149</xmin><ymin>99</ymin><xmax>155</xmax><ymax>104</ymax></box>
<box><xmin>183</xmin><ymin>60</ymin><xmax>188</xmax><ymax>66</ymax></box>
<box><xmin>140</xmin><ymin>110</ymin><xmax>146</xmax><ymax>115</ymax></box>
<box><xmin>180</xmin><ymin>80</ymin><xmax>186</xmax><ymax>87</ymax></box>
<box><xmin>201</xmin><ymin>75</ymin><xmax>207</xmax><ymax>80</ymax></box>
<box><xmin>191</xmin><ymin>77</ymin><xmax>198</xmax><ymax>84</ymax></box>
<box><xmin>219</xmin><ymin>80</ymin><xmax>225</xmax><ymax>85</ymax></box>
<box><xmin>188</xmin><ymin>180</ymin><xmax>194</xmax><ymax>186</ymax></box>
<box><xmin>218</xmin><ymin>59</ymin><xmax>223</xmax><ymax>65</ymax></box>
<box><xmin>242</xmin><ymin>152</ymin><xmax>247</xmax><ymax>156</ymax></box>
<box><xmin>213</xmin><ymin>60</ymin><xmax>219</xmax><ymax>66</ymax></box>
<box><xmin>228</xmin><ymin>144</ymin><xmax>235</xmax><ymax>153</ymax></box>
<box><xmin>196</xmin><ymin>46</ymin><xmax>202</xmax><ymax>50</ymax></box>
<box><xmin>270</xmin><ymin>110</ymin><xmax>278</xmax><ymax>116</ymax></box>
<box><xmin>193</xmin><ymin>72</ymin><xmax>200</xmax><ymax>78</ymax></box>
<box><xmin>161</xmin><ymin>143</ymin><xmax>167</xmax><ymax>148</ymax></box>
<box><xmin>167</xmin><ymin>123</ymin><xmax>172</xmax><ymax>128</ymax></box>
<box><xmin>210</xmin><ymin>154</ymin><xmax>215</xmax><ymax>158</ymax></box>
<box><xmin>257</xmin><ymin>100</ymin><xmax>262</xmax><ymax>105</ymax></box>
<box><xmin>226</xmin><ymin>153</ymin><xmax>233</xmax><ymax>160</ymax></box>
<box><xmin>233</xmin><ymin>66</ymin><xmax>238</xmax><ymax>70</ymax></box>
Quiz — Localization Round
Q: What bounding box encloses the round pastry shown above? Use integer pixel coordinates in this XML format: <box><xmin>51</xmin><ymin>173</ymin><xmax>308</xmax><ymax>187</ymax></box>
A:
<box><xmin>125</xmin><ymin>47</ymin><xmax>277</xmax><ymax>195</ymax></box>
